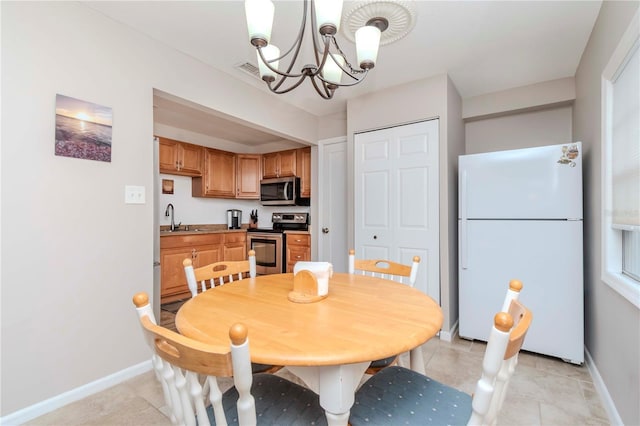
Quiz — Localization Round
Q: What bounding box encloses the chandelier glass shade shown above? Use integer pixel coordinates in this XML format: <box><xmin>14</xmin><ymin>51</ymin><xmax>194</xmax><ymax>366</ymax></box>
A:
<box><xmin>244</xmin><ymin>0</ymin><xmax>385</xmax><ymax>99</ymax></box>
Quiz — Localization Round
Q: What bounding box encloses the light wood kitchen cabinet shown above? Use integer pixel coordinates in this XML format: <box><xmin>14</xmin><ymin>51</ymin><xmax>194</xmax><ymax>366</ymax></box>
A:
<box><xmin>285</xmin><ymin>233</ymin><xmax>311</xmax><ymax>273</ymax></box>
<box><xmin>296</xmin><ymin>147</ymin><xmax>311</xmax><ymax>198</ymax></box>
<box><xmin>236</xmin><ymin>154</ymin><xmax>261</xmax><ymax>199</ymax></box>
<box><xmin>160</xmin><ymin>233</ymin><xmax>224</xmax><ymax>303</ymax></box>
<box><xmin>158</xmin><ymin>137</ymin><xmax>203</xmax><ymax>176</ymax></box>
<box><xmin>192</xmin><ymin>148</ymin><xmax>236</xmax><ymax>198</ymax></box>
<box><xmin>224</xmin><ymin>232</ymin><xmax>247</xmax><ymax>261</ymax></box>
<box><xmin>262</xmin><ymin>149</ymin><xmax>297</xmax><ymax>179</ymax></box>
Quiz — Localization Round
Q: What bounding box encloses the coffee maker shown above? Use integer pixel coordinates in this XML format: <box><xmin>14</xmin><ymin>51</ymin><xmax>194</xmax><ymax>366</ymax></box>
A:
<box><xmin>226</xmin><ymin>209</ymin><xmax>242</xmax><ymax>229</ymax></box>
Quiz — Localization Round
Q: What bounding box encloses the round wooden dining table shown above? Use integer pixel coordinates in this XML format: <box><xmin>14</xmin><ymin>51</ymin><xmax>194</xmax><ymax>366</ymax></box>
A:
<box><xmin>176</xmin><ymin>272</ymin><xmax>443</xmax><ymax>426</ymax></box>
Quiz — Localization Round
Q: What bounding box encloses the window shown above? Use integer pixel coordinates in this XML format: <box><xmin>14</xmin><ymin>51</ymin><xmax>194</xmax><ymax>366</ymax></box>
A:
<box><xmin>601</xmin><ymin>10</ymin><xmax>640</xmax><ymax>308</ymax></box>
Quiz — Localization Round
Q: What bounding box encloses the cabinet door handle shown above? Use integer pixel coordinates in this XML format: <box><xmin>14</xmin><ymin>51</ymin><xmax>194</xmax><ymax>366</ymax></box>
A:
<box><xmin>191</xmin><ymin>248</ymin><xmax>197</xmax><ymax>259</ymax></box>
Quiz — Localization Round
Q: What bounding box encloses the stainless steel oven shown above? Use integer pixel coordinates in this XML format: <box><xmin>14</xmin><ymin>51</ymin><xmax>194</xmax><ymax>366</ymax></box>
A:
<box><xmin>247</xmin><ymin>212</ymin><xmax>309</xmax><ymax>275</ymax></box>
<box><xmin>247</xmin><ymin>230</ymin><xmax>284</xmax><ymax>275</ymax></box>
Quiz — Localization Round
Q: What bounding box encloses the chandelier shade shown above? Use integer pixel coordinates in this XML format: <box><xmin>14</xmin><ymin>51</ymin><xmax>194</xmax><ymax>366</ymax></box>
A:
<box><xmin>322</xmin><ymin>54</ymin><xmax>345</xmax><ymax>86</ymax></box>
<box><xmin>355</xmin><ymin>25</ymin><xmax>382</xmax><ymax>69</ymax></box>
<box><xmin>256</xmin><ymin>45</ymin><xmax>280</xmax><ymax>81</ymax></box>
<box><xmin>245</xmin><ymin>0</ymin><xmax>275</xmax><ymax>46</ymax></box>
<box><xmin>244</xmin><ymin>0</ymin><xmax>387</xmax><ymax>99</ymax></box>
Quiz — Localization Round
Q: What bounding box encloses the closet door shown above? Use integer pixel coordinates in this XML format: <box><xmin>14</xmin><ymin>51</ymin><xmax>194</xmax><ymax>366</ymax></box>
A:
<box><xmin>354</xmin><ymin>120</ymin><xmax>440</xmax><ymax>302</ymax></box>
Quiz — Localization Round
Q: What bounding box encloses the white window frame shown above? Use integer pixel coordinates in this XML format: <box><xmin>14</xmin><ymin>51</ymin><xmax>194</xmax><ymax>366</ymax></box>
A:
<box><xmin>601</xmin><ymin>10</ymin><xmax>640</xmax><ymax>309</ymax></box>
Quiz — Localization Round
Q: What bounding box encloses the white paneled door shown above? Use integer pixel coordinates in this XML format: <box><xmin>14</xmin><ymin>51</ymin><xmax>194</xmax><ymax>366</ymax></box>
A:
<box><xmin>319</xmin><ymin>138</ymin><xmax>348</xmax><ymax>273</ymax></box>
<box><xmin>354</xmin><ymin>120</ymin><xmax>440</xmax><ymax>302</ymax></box>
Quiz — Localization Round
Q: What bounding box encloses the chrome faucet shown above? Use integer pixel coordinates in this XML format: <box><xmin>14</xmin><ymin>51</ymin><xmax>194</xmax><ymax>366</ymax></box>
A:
<box><xmin>165</xmin><ymin>203</ymin><xmax>181</xmax><ymax>231</ymax></box>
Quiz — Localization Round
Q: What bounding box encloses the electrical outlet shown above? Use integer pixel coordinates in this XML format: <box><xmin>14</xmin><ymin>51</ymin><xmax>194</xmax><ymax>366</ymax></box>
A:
<box><xmin>125</xmin><ymin>185</ymin><xmax>146</xmax><ymax>204</ymax></box>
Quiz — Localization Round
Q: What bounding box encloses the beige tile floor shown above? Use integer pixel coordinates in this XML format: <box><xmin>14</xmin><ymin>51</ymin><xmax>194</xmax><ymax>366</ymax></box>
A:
<box><xmin>26</xmin><ymin>335</ymin><xmax>608</xmax><ymax>426</ymax></box>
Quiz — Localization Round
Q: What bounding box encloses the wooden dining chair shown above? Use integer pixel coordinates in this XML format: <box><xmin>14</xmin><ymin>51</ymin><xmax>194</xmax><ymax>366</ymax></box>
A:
<box><xmin>348</xmin><ymin>249</ymin><xmax>420</xmax><ymax>285</ymax></box>
<box><xmin>132</xmin><ymin>292</ymin><xmax>326</xmax><ymax>426</ymax></box>
<box><xmin>184</xmin><ymin>249</ymin><xmax>257</xmax><ymax>297</ymax></box>
<box><xmin>348</xmin><ymin>249</ymin><xmax>421</xmax><ymax>374</ymax></box>
<box><xmin>350</xmin><ymin>293</ymin><xmax>533</xmax><ymax>425</ymax></box>
<box><xmin>183</xmin><ymin>250</ymin><xmax>280</xmax><ymax>375</ymax></box>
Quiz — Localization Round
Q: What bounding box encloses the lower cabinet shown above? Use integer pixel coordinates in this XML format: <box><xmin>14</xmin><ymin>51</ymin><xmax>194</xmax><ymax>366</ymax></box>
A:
<box><xmin>224</xmin><ymin>232</ymin><xmax>247</xmax><ymax>261</ymax></box>
<box><xmin>286</xmin><ymin>233</ymin><xmax>311</xmax><ymax>273</ymax></box>
<box><xmin>160</xmin><ymin>232</ymin><xmax>246</xmax><ymax>303</ymax></box>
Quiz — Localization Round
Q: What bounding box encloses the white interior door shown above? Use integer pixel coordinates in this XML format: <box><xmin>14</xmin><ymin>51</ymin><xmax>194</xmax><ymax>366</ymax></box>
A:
<box><xmin>153</xmin><ymin>137</ymin><xmax>161</xmax><ymax>318</ymax></box>
<box><xmin>355</xmin><ymin>120</ymin><xmax>439</xmax><ymax>302</ymax></box>
<box><xmin>319</xmin><ymin>138</ymin><xmax>348</xmax><ymax>272</ymax></box>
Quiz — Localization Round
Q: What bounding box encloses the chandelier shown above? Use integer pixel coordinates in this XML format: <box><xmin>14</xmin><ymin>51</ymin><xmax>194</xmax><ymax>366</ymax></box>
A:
<box><xmin>244</xmin><ymin>0</ymin><xmax>388</xmax><ymax>100</ymax></box>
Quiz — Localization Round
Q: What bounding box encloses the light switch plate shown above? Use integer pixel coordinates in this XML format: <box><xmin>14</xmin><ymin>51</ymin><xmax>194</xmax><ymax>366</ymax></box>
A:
<box><xmin>125</xmin><ymin>185</ymin><xmax>146</xmax><ymax>204</ymax></box>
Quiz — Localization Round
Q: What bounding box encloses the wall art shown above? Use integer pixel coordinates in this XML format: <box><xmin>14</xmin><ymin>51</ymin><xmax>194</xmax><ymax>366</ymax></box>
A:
<box><xmin>162</xmin><ymin>179</ymin><xmax>174</xmax><ymax>194</ymax></box>
<box><xmin>55</xmin><ymin>94</ymin><xmax>113</xmax><ymax>162</ymax></box>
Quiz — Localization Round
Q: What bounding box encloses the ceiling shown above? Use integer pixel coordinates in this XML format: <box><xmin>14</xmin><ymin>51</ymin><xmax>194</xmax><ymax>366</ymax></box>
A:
<box><xmin>85</xmin><ymin>0</ymin><xmax>602</xmax><ymax>145</ymax></box>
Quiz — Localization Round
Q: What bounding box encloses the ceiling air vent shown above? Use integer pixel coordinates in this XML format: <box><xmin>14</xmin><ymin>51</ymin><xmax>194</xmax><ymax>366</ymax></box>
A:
<box><xmin>236</xmin><ymin>62</ymin><xmax>260</xmax><ymax>79</ymax></box>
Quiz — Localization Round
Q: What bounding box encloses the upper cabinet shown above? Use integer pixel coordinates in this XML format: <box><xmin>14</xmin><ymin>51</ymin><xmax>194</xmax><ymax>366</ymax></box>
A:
<box><xmin>157</xmin><ymin>137</ymin><xmax>310</xmax><ymax>201</ymax></box>
<box><xmin>297</xmin><ymin>147</ymin><xmax>311</xmax><ymax>198</ymax></box>
<box><xmin>192</xmin><ymin>148</ymin><xmax>236</xmax><ymax>198</ymax></box>
<box><xmin>236</xmin><ymin>154</ymin><xmax>261</xmax><ymax>199</ymax></box>
<box><xmin>192</xmin><ymin>150</ymin><xmax>261</xmax><ymax>199</ymax></box>
<box><xmin>262</xmin><ymin>149</ymin><xmax>297</xmax><ymax>179</ymax></box>
<box><xmin>158</xmin><ymin>137</ymin><xmax>202</xmax><ymax>176</ymax></box>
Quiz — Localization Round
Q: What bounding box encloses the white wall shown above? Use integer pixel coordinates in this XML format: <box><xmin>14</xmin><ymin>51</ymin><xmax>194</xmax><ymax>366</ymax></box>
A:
<box><xmin>0</xmin><ymin>2</ymin><xmax>319</xmax><ymax>416</ymax></box>
<box><xmin>445</xmin><ymin>76</ymin><xmax>465</xmax><ymax>333</ymax></box>
<box><xmin>465</xmin><ymin>105</ymin><xmax>573</xmax><ymax>154</ymax></box>
<box><xmin>463</xmin><ymin>77</ymin><xmax>575</xmax><ymax>119</ymax></box>
<box><xmin>573</xmin><ymin>1</ymin><xmax>640</xmax><ymax>424</ymax></box>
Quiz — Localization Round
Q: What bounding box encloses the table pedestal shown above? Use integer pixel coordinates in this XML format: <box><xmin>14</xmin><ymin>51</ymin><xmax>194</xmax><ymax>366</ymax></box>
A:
<box><xmin>287</xmin><ymin>362</ymin><xmax>370</xmax><ymax>426</ymax></box>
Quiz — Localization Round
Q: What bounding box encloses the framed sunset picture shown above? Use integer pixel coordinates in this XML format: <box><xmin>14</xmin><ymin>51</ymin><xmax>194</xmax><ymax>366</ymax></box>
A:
<box><xmin>55</xmin><ymin>94</ymin><xmax>113</xmax><ymax>162</ymax></box>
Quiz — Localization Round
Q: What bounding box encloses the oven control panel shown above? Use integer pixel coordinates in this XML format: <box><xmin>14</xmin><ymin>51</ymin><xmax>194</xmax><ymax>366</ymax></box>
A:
<box><xmin>272</xmin><ymin>212</ymin><xmax>309</xmax><ymax>224</ymax></box>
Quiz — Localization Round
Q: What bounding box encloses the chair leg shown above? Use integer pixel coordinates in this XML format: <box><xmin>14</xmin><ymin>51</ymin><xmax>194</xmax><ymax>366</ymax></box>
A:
<box><xmin>261</xmin><ymin>365</ymin><xmax>284</xmax><ymax>374</ymax></box>
<box><xmin>365</xmin><ymin>356</ymin><xmax>398</xmax><ymax>375</ymax></box>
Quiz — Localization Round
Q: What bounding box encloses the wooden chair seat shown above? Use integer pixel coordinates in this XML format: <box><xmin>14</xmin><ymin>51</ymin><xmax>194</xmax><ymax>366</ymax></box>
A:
<box><xmin>351</xmin><ymin>281</ymin><xmax>532</xmax><ymax>426</ymax></box>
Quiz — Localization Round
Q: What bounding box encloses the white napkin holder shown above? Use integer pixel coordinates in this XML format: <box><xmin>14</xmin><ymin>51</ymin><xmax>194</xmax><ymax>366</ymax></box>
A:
<box><xmin>288</xmin><ymin>262</ymin><xmax>333</xmax><ymax>303</ymax></box>
<box><xmin>294</xmin><ymin>262</ymin><xmax>333</xmax><ymax>296</ymax></box>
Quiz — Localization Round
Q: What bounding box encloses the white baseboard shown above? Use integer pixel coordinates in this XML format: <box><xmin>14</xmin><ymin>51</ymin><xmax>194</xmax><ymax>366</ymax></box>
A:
<box><xmin>584</xmin><ymin>348</ymin><xmax>623</xmax><ymax>425</ymax></box>
<box><xmin>1</xmin><ymin>360</ymin><xmax>152</xmax><ymax>425</ymax></box>
<box><xmin>439</xmin><ymin>319</ymin><xmax>459</xmax><ymax>342</ymax></box>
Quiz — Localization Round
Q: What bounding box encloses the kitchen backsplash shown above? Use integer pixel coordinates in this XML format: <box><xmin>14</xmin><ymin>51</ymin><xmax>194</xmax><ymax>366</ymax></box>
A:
<box><xmin>158</xmin><ymin>174</ymin><xmax>310</xmax><ymax>229</ymax></box>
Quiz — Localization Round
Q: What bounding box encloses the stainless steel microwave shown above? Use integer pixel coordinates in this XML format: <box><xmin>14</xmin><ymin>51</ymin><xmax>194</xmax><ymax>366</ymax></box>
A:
<box><xmin>260</xmin><ymin>177</ymin><xmax>309</xmax><ymax>206</ymax></box>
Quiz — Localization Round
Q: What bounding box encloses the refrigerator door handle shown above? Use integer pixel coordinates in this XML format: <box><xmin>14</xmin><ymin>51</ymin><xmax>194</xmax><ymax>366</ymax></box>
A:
<box><xmin>461</xmin><ymin>170</ymin><xmax>468</xmax><ymax>269</ymax></box>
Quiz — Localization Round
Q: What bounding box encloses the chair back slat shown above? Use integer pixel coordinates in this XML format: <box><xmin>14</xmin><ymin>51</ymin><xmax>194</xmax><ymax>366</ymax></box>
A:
<box><xmin>348</xmin><ymin>249</ymin><xmax>420</xmax><ymax>287</ymax></box>
<box><xmin>184</xmin><ymin>250</ymin><xmax>256</xmax><ymax>297</ymax></box>
<box><xmin>141</xmin><ymin>315</ymin><xmax>234</xmax><ymax>376</ymax></box>
<box><xmin>504</xmin><ymin>299</ymin><xmax>532</xmax><ymax>360</ymax></box>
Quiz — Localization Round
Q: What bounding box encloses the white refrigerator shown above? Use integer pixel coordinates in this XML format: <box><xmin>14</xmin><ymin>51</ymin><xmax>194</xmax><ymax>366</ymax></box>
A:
<box><xmin>458</xmin><ymin>142</ymin><xmax>584</xmax><ymax>364</ymax></box>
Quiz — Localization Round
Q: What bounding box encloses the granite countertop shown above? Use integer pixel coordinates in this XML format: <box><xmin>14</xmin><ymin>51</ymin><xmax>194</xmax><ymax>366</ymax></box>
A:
<box><xmin>160</xmin><ymin>224</ymin><xmax>247</xmax><ymax>236</ymax></box>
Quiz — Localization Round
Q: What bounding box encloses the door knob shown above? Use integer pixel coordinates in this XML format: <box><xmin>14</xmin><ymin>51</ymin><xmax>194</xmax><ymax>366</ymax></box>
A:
<box><xmin>322</xmin><ymin>227</ymin><xmax>329</xmax><ymax>234</ymax></box>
